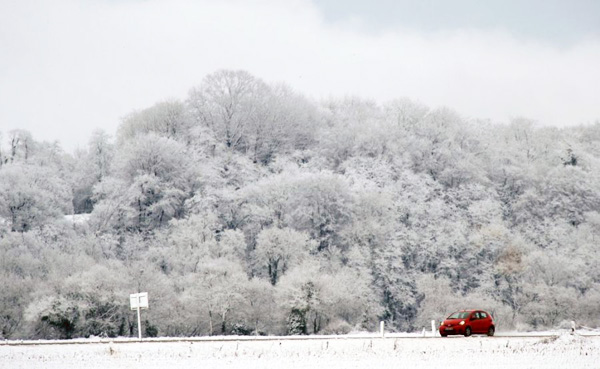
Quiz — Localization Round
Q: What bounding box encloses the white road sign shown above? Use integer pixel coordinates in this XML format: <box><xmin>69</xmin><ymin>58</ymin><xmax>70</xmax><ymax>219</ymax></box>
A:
<box><xmin>130</xmin><ymin>292</ymin><xmax>149</xmax><ymax>310</ymax></box>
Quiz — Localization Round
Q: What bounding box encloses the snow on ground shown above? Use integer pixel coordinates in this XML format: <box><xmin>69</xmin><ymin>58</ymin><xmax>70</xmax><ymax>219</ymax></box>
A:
<box><xmin>2</xmin><ymin>333</ymin><xmax>599</xmax><ymax>369</ymax></box>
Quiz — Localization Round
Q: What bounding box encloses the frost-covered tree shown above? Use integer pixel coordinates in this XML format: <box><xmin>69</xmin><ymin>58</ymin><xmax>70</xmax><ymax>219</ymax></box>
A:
<box><xmin>118</xmin><ymin>100</ymin><xmax>192</xmax><ymax>143</ymax></box>
<box><xmin>7</xmin><ymin>130</ymin><xmax>35</xmax><ymax>163</ymax></box>
<box><xmin>253</xmin><ymin>227</ymin><xmax>313</xmax><ymax>285</ymax></box>
<box><xmin>0</xmin><ymin>164</ymin><xmax>71</xmax><ymax>232</ymax></box>
<box><xmin>92</xmin><ymin>133</ymin><xmax>193</xmax><ymax>232</ymax></box>
<box><xmin>188</xmin><ymin>70</ymin><xmax>270</xmax><ymax>152</ymax></box>
<box><xmin>71</xmin><ymin>130</ymin><xmax>115</xmax><ymax>213</ymax></box>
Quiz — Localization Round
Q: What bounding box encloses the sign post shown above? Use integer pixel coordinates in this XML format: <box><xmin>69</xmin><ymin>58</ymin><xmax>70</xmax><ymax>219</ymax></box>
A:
<box><xmin>130</xmin><ymin>292</ymin><xmax>149</xmax><ymax>340</ymax></box>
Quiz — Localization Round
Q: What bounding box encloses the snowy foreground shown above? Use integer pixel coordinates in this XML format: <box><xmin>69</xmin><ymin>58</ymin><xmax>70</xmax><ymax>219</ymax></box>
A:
<box><xmin>2</xmin><ymin>333</ymin><xmax>599</xmax><ymax>369</ymax></box>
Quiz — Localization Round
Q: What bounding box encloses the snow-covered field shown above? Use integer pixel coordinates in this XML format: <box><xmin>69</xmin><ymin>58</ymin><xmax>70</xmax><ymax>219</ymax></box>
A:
<box><xmin>2</xmin><ymin>334</ymin><xmax>599</xmax><ymax>369</ymax></box>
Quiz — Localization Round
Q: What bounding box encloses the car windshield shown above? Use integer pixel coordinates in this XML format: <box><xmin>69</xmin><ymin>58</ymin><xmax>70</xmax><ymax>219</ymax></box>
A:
<box><xmin>447</xmin><ymin>312</ymin><xmax>470</xmax><ymax>319</ymax></box>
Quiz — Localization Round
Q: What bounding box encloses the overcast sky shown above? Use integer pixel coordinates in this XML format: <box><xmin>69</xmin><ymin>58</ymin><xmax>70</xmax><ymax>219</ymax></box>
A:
<box><xmin>1</xmin><ymin>0</ymin><xmax>600</xmax><ymax>152</ymax></box>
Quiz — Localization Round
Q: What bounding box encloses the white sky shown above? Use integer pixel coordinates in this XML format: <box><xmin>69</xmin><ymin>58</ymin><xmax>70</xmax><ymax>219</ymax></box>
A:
<box><xmin>1</xmin><ymin>0</ymin><xmax>600</xmax><ymax>152</ymax></box>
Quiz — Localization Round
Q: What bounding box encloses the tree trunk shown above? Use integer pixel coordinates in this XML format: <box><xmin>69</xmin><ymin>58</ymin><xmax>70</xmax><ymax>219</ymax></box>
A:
<box><xmin>221</xmin><ymin>311</ymin><xmax>227</xmax><ymax>334</ymax></box>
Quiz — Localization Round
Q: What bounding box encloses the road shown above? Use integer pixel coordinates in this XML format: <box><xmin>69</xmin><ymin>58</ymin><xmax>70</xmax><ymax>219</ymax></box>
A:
<box><xmin>2</xmin><ymin>330</ymin><xmax>599</xmax><ymax>346</ymax></box>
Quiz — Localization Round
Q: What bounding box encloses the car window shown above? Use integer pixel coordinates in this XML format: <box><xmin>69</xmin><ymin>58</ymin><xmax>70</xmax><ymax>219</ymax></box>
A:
<box><xmin>471</xmin><ymin>312</ymin><xmax>480</xmax><ymax>320</ymax></box>
<box><xmin>448</xmin><ymin>312</ymin><xmax>470</xmax><ymax>319</ymax></box>
<box><xmin>480</xmin><ymin>312</ymin><xmax>488</xmax><ymax>318</ymax></box>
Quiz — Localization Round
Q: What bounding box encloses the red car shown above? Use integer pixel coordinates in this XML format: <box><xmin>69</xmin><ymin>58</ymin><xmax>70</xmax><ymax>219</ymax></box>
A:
<box><xmin>439</xmin><ymin>310</ymin><xmax>495</xmax><ymax>337</ymax></box>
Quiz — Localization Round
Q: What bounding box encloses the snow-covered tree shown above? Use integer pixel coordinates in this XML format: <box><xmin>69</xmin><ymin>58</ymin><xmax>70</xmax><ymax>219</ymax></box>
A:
<box><xmin>0</xmin><ymin>164</ymin><xmax>71</xmax><ymax>232</ymax></box>
<box><xmin>118</xmin><ymin>100</ymin><xmax>192</xmax><ymax>144</ymax></box>
<box><xmin>253</xmin><ymin>227</ymin><xmax>313</xmax><ymax>285</ymax></box>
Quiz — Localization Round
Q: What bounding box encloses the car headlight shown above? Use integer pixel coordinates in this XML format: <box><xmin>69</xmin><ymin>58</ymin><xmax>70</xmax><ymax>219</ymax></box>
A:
<box><xmin>459</xmin><ymin>321</ymin><xmax>465</xmax><ymax>325</ymax></box>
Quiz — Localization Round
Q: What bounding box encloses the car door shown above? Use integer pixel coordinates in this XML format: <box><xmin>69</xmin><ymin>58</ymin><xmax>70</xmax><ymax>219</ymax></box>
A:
<box><xmin>479</xmin><ymin>311</ymin><xmax>491</xmax><ymax>332</ymax></box>
<box><xmin>470</xmin><ymin>312</ymin><xmax>482</xmax><ymax>333</ymax></box>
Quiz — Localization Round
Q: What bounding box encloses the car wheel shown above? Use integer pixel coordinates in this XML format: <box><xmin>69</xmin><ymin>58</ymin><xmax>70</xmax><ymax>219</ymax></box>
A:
<box><xmin>464</xmin><ymin>327</ymin><xmax>472</xmax><ymax>337</ymax></box>
<box><xmin>441</xmin><ymin>333</ymin><xmax>448</xmax><ymax>337</ymax></box>
<box><xmin>487</xmin><ymin>326</ymin><xmax>495</xmax><ymax>337</ymax></box>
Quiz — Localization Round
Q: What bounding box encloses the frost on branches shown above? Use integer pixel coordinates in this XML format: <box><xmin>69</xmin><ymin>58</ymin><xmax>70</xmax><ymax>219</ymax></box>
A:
<box><xmin>1</xmin><ymin>70</ymin><xmax>600</xmax><ymax>339</ymax></box>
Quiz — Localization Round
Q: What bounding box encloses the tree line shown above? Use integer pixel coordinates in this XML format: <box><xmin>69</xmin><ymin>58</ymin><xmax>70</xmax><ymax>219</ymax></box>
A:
<box><xmin>1</xmin><ymin>70</ymin><xmax>600</xmax><ymax>339</ymax></box>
